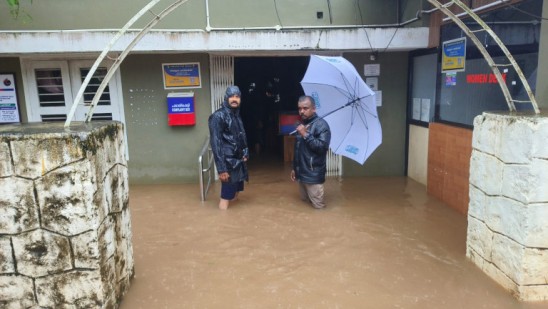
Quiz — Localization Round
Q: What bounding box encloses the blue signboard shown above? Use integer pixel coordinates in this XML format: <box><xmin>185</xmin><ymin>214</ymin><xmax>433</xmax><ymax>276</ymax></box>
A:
<box><xmin>442</xmin><ymin>37</ymin><xmax>466</xmax><ymax>72</ymax></box>
<box><xmin>167</xmin><ymin>92</ymin><xmax>195</xmax><ymax>126</ymax></box>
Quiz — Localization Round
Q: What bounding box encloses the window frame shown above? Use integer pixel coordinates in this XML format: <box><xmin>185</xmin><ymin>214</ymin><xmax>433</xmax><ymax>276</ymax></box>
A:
<box><xmin>21</xmin><ymin>57</ymin><xmax>126</xmax><ymax>124</ymax></box>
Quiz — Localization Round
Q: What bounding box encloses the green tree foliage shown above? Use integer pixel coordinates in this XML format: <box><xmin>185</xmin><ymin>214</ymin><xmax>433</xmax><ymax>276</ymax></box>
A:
<box><xmin>6</xmin><ymin>0</ymin><xmax>32</xmax><ymax>20</ymax></box>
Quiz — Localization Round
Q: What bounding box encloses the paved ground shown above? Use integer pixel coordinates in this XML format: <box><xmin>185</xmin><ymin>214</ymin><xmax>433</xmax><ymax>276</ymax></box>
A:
<box><xmin>119</xmin><ymin>159</ymin><xmax>547</xmax><ymax>308</ymax></box>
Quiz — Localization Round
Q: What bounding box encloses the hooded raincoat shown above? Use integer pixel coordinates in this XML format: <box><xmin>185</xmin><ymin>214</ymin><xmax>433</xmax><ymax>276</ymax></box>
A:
<box><xmin>208</xmin><ymin>88</ymin><xmax>249</xmax><ymax>183</ymax></box>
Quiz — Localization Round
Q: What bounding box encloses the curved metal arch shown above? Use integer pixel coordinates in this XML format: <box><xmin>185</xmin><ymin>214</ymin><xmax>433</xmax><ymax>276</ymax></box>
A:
<box><xmin>64</xmin><ymin>0</ymin><xmax>190</xmax><ymax>127</ymax></box>
<box><xmin>427</xmin><ymin>0</ymin><xmax>540</xmax><ymax>114</ymax></box>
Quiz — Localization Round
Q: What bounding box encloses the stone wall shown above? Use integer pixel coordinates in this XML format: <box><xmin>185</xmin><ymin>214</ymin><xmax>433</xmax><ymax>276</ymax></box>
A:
<box><xmin>0</xmin><ymin>121</ymin><xmax>133</xmax><ymax>308</ymax></box>
<box><xmin>467</xmin><ymin>112</ymin><xmax>548</xmax><ymax>301</ymax></box>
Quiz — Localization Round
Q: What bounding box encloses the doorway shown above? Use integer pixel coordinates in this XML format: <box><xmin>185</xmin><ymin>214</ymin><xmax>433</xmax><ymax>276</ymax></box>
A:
<box><xmin>234</xmin><ymin>56</ymin><xmax>309</xmax><ymax>165</ymax></box>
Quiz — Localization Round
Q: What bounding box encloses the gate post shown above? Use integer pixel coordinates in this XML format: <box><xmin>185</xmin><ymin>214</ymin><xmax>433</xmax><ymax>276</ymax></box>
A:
<box><xmin>0</xmin><ymin>121</ymin><xmax>133</xmax><ymax>308</ymax></box>
<box><xmin>467</xmin><ymin>111</ymin><xmax>548</xmax><ymax>301</ymax></box>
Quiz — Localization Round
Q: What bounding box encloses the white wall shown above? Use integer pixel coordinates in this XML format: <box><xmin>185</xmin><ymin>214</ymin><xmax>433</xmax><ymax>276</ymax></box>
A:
<box><xmin>407</xmin><ymin>124</ymin><xmax>429</xmax><ymax>185</ymax></box>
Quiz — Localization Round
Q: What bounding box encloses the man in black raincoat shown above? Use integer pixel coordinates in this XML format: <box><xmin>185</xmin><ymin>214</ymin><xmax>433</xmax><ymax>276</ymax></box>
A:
<box><xmin>208</xmin><ymin>85</ymin><xmax>249</xmax><ymax>210</ymax></box>
<box><xmin>290</xmin><ymin>95</ymin><xmax>331</xmax><ymax>209</ymax></box>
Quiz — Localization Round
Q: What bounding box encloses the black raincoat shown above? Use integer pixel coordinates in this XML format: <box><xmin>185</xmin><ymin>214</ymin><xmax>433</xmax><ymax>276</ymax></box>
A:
<box><xmin>208</xmin><ymin>100</ymin><xmax>249</xmax><ymax>183</ymax></box>
<box><xmin>293</xmin><ymin>114</ymin><xmax>331</xmax><ymax>184</ymax></box>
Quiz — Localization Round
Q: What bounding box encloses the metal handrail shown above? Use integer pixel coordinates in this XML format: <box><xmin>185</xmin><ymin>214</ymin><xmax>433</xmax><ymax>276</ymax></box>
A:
<box><xmin>198</xmin><ymin>136</ymin><xmax>214</xmax><ymax>202</ymax></box>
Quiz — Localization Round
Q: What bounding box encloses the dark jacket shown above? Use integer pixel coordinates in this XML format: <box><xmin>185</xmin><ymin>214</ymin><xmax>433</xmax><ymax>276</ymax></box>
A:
<box><xmin>208</xmin><ymin>100</ymin><xmax>249</xmax><ymax>183</ymax></box>
<box><xmin>293</xmin><ymin>114</ymin><xmax>331</xmax><ymax>184</ymax></box>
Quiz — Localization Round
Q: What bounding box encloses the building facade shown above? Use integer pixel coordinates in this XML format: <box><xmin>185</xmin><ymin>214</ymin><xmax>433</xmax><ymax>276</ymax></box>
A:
<box><xmin>0</xmin><ymin>0</ymin><xmax>546</xmax><ymax>196</ymax></box>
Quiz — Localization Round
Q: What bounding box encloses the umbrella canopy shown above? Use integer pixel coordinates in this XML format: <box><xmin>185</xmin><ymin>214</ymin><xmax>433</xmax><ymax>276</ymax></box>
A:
<box><xmin>300</xmin><ymin>55</ymin><xmax>382</xmax><ymax>165</ymax></box>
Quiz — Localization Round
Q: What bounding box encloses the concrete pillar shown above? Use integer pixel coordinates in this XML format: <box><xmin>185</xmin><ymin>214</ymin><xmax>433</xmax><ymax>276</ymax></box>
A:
<box><xmin>468</xmin><ymin>112</ymin><xmax>548</xmax><ymax>301</ymax></box>
<box><xmin>0</xmin><ymin>121</ymin><xmax>133</xmax><ymax>308</ymax></box>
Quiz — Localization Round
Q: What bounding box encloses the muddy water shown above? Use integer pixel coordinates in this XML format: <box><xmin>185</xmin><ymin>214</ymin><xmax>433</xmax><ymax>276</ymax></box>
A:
<box><xmin>120</xmin><ymin>159</ymin><xmax>547</xmax><ymax>309</ymax></box>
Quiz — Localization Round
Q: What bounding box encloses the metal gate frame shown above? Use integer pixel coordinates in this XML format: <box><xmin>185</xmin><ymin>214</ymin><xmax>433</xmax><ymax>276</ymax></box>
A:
<box><xmin>209</xmin><ymin>55</ymin><xmax>235</xmax><ymax>113</ymax></box>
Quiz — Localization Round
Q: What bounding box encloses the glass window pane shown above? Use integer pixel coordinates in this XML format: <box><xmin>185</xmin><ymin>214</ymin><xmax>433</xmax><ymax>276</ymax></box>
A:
<box><xmin>80</xmin><ymin>67</ymin><xmax>111</xmax><ymax>106</ymax></box>
<box><xmin>35</xmin><ymin>68</ymin><xmax>65</xmax><ymax>107</ymax></box>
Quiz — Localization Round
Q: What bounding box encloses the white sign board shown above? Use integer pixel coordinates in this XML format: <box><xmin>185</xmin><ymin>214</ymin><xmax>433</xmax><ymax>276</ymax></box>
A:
<box><xmin>0</xmin><ymin>74</ymin><xmax>20</xmax><ymax>124</ymax></box>
<box><xmin>364</xmin><ymin>64</ymin><xmax>380</xmax><ymax>76</ymax></box>
<box><xmin>365</xmin><ymin>77</ymin><xmax>378</xmax><ymax>91</ymax></box>
<box><xmin>412</xmin><ymin>98</ymin><xmax>421</xmax><ymax>120</ymax></box>
<box><xmin>420</xmin><ymin>98</ymin><xmax>431</xmax><ymax>122</ymax></box>
<box><xmin>375</xmin><ymin>91</ymin><xmax>382</xmax><ymax>107</ymax></box>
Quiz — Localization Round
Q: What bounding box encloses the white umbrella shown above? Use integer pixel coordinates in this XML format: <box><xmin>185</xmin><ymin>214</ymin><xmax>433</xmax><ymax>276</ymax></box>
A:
<box><xmin>300</xmin><ymin>55</ymin><xmax>382</xmax><ymax>164</ymax></box>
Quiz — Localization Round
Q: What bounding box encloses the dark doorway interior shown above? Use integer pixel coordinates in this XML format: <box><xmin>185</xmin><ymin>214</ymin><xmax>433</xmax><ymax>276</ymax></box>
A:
<box><xmin>235</xmin><ymin>56</ymin><xmax>309</xmax><ymax>162</ymax></box>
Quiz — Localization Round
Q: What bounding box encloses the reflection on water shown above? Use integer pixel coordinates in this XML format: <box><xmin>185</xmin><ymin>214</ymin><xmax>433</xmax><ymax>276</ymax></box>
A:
<box><xmin>121</xmin><ymin>157</ymin><xmax>547</xmax><ymax>309</ymax></box>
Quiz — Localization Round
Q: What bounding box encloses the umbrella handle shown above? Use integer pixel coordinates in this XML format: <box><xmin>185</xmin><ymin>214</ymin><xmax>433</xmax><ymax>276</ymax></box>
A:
<box><xmin>289</xmin><ymin>123</ymin><xmax>311</xmax><ymax>136</ymax></box>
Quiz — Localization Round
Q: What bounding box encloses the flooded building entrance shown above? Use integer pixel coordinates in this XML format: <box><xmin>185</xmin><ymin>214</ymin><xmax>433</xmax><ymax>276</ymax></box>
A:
<box><xmin>234</xmin><ymin>56</ymin><xmax>309</xmax><ymax>167</ymax></box>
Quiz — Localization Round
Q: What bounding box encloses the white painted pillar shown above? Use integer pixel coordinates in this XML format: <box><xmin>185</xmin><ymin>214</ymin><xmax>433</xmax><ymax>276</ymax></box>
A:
<box><xmin>467</xmin><ymin>111</ymin><xmax>548</xmax><ymax>301</ymax></box>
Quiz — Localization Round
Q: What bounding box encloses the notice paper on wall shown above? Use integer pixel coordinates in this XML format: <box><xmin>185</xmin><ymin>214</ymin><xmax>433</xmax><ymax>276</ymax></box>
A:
<box><xmin>365</xmin><ymin>77</ymin><xmax>378</xmax><ymax>91</ymax></box>
<box><xmin>375</xmin><ymin>91</ymin><xmax>382</xmax><ymax>107</ymax></box>
<box><xmin>445</xmin><ymin>72</ymin><xmax>457</xmax><ymax>86</ymax></box>
<box><xmin>364</xmin><ymin>64</ymin><xmax>380</xmax><ymax>77</ymax></box>
<box><xmin>420</xmin><ymin>98</ymin><xmax>431</xmax><ymax>122</ymax></box>
<box><xmin>412</xmin><ymin>98</ymin><xmax>421</xmax><ymax>120</ymax></box>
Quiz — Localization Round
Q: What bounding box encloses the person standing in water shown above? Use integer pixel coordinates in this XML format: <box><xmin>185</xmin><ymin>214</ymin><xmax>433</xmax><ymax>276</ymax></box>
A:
<box><xmin>290</xmin><ymin>95</ymin><xmax>331</xmax><ymax>209</ymax></box>
<box><xmin>208</xmin><ymin>86</ymin><xmax>249</xmax><ymax>210</ymax></box>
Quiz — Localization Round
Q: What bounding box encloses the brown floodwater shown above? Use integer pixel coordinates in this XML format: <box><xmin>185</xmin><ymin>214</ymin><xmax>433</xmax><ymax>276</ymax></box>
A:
<box><xmin>120</xmin><ymin>157</ymin><xmax>547</xmax><ymax>309</ymax></box>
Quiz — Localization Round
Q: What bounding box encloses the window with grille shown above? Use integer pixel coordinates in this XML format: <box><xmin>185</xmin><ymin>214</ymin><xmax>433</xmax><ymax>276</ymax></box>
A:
<box><xmin>23</xmin><ymin>59</ymin><xmax>123</xmax><ymax>123</ymax></box>
<box><xmin>80</xmin><ymin>67</ymin><xmax>112</xmax><ymax>107</ymax></box>
<box><xmin>35</xmin><ymin>68</ymin><xmax>66</xmax><ymax>108</ymax></box>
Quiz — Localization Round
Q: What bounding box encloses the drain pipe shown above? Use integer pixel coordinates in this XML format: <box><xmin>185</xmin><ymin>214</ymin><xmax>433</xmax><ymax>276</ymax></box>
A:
<box><xmin>397</xmin><ymin>0</ymin><xmax>400</xmax><ymax>24</ymax></box>
<box><xmin>203</xmin><ymin>19</ymin><xmax>425</xmax><ymax>31</ymax></box>
<box><xmin>205</xmin><ymin>0</ymin><xmax>211</xmax><ymax>32</ymax></box>
<box><xmin>327</xmin><ymin>0</ymin><xmax>333</xmax><ymax>24</ymax></box>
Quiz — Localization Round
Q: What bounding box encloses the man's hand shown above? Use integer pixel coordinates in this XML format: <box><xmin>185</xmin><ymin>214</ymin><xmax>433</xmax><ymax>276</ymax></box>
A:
<box><xmin>296</xmin><ymin>124</ymin><xmax>308</xmax><ymax>137</ymax></box>
<box><xmin>290</xmin><ymin>170</ymin><xmax>296</xmax><ymax>182</ymax></box>
<box><xmin>219</xmin><ymin>172</ymin><xmax>230</xmax><ymax>182</ymax></box>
